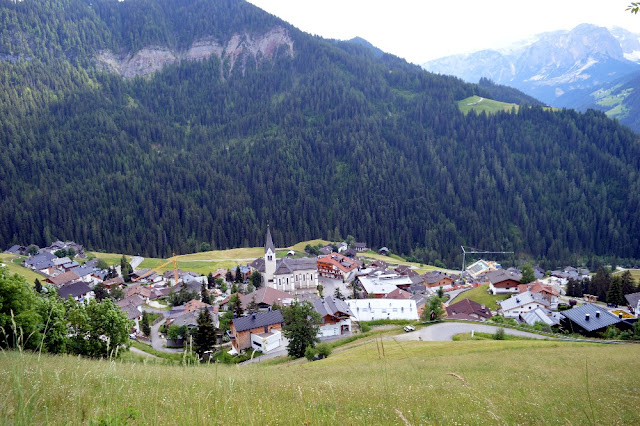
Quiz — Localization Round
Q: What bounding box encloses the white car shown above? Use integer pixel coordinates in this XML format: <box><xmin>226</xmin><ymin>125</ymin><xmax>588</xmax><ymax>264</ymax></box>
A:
<box><xmin>403</xmin><ymin>325</ymin><xmax>416</xmax><ymax>332</ymax></box>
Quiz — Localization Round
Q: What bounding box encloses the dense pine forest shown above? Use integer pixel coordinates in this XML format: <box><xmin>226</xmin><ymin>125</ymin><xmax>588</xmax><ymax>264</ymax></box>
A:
<box><xmin>0</xmin><ymin>0</ymin><xmax>639</xmax><ymax>268</ymax></box>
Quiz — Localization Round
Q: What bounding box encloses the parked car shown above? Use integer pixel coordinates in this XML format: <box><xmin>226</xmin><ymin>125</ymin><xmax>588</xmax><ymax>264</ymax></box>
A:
<box><xmin>403</xmin><ymin>325</ymin><xmax>415</xmax><ymax>332</ymax></box>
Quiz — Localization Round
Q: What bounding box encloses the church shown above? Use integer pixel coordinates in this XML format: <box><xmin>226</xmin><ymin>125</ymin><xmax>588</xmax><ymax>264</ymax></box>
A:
<box><xmin>250</xmin><ymin>226</ymin><xmax>318</xmax><ymax>293</ymax></box>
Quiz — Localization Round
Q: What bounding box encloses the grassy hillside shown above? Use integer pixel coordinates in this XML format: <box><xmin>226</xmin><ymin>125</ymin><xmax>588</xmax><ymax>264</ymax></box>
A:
<box><xmin>450</xmin><ymin>284</ymin><xmax>510</xmax><ymax>309</ymax></box>
<box><xmin>0</xmin><ymin>253</ymin><xmax>46</xmax><ymax>283</ymax></box>
<box><xmin>457</xmin><ymin>95</ymin><xmax>519</xmax><ymax>115</ymax></box>
<box><xmin>2</xmin><ymin>339</ymin><xmax>639</xmax><ymax>424</ymax></box>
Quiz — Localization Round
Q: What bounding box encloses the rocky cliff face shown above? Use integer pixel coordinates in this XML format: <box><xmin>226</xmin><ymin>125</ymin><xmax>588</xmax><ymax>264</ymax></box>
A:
<box><xmin>95</xmin><ymin>26</ymin><xmax>294</xmax><ymax>79</ymax></box>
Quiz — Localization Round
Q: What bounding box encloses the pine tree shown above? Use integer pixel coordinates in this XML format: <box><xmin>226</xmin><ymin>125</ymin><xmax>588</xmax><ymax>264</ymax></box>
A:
<box><xmin>249</xmin><ymin>270</ymin><xmax>262</xmax><ymax>289</ymax></box>
<box><xmin>247</xmin><ymin>295</ymin><xmax>258</xmax><ymax>313</ymax></box>
<box><xmin>229</xmin><ymin>294</ymin><xmax>244</xmax><ymax>317</ymax></box>
<box><xmin>34</xmin><ymin>278</ymin><xmax>43</xmax><ymax>293</ymax></box>
<box><xmin>201</xmin><ymin>281</ymin><xmax>211</xmax><ymax>305</ymax></box>
<box><xmin>235</xmin><ymin>266</ymin><xmax>242</xmax><ymax>283</ymax></box>
<box><xmin>225</xmin><ymin>270</ymin><xmax>233</xmax><ymax>283</ymax></box>
<box><xmin>207</xmin><ymin>272</ymin><xmax>215</xmax><ymax>289</ymax></box>
<box><xmin>140</xmin><ymin>311</ymin><xmax>151</xmax><ymax>337</ymax></box>
<box><xmin>194</xmin><ymin>308</ymin><xmax>217</xmax><ymax>357</ymax></box>
<box><xmin>606</xmin><ymin>276</ymin><xmax>624</xmax><ymax>306</ymax></box>
<box><xmin>620</xmin><ymin>270</ymin><xmax>637</xmax><ymax>295</ymax></box>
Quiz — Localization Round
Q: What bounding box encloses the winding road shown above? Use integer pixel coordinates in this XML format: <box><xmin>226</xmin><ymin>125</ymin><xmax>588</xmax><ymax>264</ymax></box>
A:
<box><xmin>390</xmin><ymin>322</ymin><xmax>553</xmax><ymax>342</ymax></box>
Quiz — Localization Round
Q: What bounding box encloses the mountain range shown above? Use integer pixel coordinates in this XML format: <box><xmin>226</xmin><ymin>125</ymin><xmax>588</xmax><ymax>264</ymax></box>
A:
<box><xmin>422</xmin><ymin>24</ymin><xmax>640</xmax><ymax>131</ymax></box>
<box><xmin>0</xmin><ymin>0</ymin><xmax>639</xmax><ymax>268</ymax></box>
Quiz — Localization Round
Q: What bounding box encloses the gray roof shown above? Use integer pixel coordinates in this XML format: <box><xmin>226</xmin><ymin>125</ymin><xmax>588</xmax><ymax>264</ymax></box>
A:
<box><xmin>625</xmin><ymin>292</ymin><xmax>640</xmax><ymax>308</ymax></box>
<box><xmin>560</xmin><ymin>303</ymin><xmax>621</xmax><ymax>332</ymax></box>
<box><xmin>312</xmin><ymin>296</ymin><xmax>353</xmax><ymax>318</ymax></box>
<box><xmin>24</xmin><ymin>252</ymin><xmax>56</xmax><ymax>267</ymax></box>
<box><xmin>520</xmin><ymin>307</ymin><xmax>560</xmax><ymax>326</ymax></box>
<box><xmin>264</xmin><ymin>226</ymin><xmax>276</xmax><ymax>254</ymax></box>
<box><xmin>172</xmin><ymin>308</ymin><xmax>218</xmax><ymax>328</ymax></box>
<box><xmin>70</xmin><ymin>266</ymin><xmax>93</xmax><ymax>277</ymax></box>
<box><xmin>499</xmin><ymin>291</ymin><xmax>547</xmax><ymax>311</ymax></box>
<box><xmin>5</xmin><ymin>244</ymin><xmax>24</xmax><ymax>254</ymax></box>
<box><xmin>274</xmin><ymin>257</ymin><xmax>317</xmax><ymax>275</ymax></box>
<box><xmin>233</xmin><ymin>310</ymin><xmax>283</xmax><ymax>333</ymax></box>
<box><xmin>484</xmin><ymin>269</ymin><xmax>522</xmax><ymax>285</ymax></box>
<box><xmin>58</xmin><ymin>281</ymin><xmax>92</xmax><ymax>299</ymax></box>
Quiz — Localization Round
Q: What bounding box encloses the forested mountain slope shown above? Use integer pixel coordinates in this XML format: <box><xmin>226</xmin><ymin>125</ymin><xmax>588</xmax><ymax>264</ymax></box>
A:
<box><xmin>0</xmin><ymin>0</ymin><xmax>639</xmax><ymax>268</ymax></box>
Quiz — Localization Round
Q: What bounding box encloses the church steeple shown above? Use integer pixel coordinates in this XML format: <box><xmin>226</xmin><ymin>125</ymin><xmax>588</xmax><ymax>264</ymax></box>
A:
<box><xmin>265</xmin><ymin>225</ymin><xmax>275</xmax><ymax>254</ymax></box>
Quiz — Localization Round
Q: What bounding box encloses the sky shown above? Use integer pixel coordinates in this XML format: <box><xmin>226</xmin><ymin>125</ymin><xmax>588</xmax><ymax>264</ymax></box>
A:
<box><xmin>247</xmin><ymin>0</ymin><xmax>640</xmax><ymax>64</ymax></box>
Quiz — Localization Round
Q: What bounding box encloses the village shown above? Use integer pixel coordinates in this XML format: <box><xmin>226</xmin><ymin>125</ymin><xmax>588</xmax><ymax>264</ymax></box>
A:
<box><xmin>5</xmin><ymin>227</ymin><xmax>640</xmax><ymax>362</ymax></box>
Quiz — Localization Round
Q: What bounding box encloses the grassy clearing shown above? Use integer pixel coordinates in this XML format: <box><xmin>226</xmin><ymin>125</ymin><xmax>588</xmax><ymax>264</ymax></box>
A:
<box><xmin>0</xmin><ymin>254</ymin><xmax>46</xmax><ymax>283</ymax></box>
<box><xmin>457</xmin><ymin>95</ymin><xmax>519</xmax><ymax>115</ymax></box>
<box><xmin>452</xmin><ymin>332</ymin><xmax>534</xmax><ymax>341</ymax></box>
<box><xmin>615</xmin><ymin>268</ymin><xmax>640</xmax><ymax>282</ymax></box>
<box><xmin>359</xmin><ymin>251</ymin><xmax>446</xmax><ymax>273</ymax></box>
<box><xmin>450</xmin><ymin>284</ymin><xmax>510</xmax><ymax>310</ymax></box>
<box><xmin>86</xmin><ymin>252</ymin><xmax>132</xmax><ymax>266</ymax></box>
<box><xmin>1</xmin><ymin>339</ymin><xmax>639</xmax><ymax>424</ymax></box>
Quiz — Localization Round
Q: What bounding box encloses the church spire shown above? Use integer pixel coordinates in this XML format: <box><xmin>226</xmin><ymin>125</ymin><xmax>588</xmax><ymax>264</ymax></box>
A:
<box><xmin>265</xmin><ymin>225</ymin><xmax>275</xmax><ymax>254</ymax></box>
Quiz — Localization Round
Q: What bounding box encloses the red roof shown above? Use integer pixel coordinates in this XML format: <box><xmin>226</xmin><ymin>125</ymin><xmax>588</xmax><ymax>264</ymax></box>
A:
<box><xmin>384</xmin><ymin>288</ymin><xmax>412</xmax><ymax>300</ymax></box>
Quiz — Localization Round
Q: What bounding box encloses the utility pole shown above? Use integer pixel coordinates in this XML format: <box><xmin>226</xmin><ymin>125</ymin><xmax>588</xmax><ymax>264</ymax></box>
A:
<box><xmin>460</xmin><ymin>246</ymin><xmax>514</xmax><ymax>273</ymax></box>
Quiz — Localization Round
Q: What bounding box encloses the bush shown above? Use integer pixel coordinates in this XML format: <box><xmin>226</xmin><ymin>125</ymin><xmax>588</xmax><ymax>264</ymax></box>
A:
<box><xmin>360</xmin><ymin>323</ymin><xmax>371</xmax><ymax>333</ymax></box>
<box><xmin>492</xmin><ymin>328</ymin><xmax>505</xmax><ymax>340</ymax></box>
<box><xmin>305</xmin><ymin>346</ymin><xmax>317</xmax><ymax>361</ymax></box>
<box><xmin>316</xmin><ymin>343</ymin><xmax>332</xmax><ymax>358</ymax></box>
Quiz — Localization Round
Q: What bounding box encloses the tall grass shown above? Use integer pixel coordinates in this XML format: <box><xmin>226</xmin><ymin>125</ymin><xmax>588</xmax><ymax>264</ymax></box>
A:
<box><xmin>1</xmin><ymin>339</ymin><xmax>639</xmax><ymax>424</ymax></box>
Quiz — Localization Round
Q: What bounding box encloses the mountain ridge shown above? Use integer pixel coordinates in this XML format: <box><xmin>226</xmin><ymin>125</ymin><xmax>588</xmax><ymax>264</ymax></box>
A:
<box><xmin>0</xmin><ymin>0</ymin><xmax>639</xmax><ymax>268</ymax></box>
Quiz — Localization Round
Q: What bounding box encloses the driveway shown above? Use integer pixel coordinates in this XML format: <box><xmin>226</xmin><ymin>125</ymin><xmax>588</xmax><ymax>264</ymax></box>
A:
<box><xmin>319</xmin><ymin>276</ymin><xmax>351</xmax><ymax>298</ymax></box>
<box><xmin>150</xmin><ymin>318</ymin><xmax>183</xmax><ymax>353</ymax></box>
<box><xmin>445</xmin><ymin>287</ymin><xmax>473</xmax><ymax>306</ymax></box>
<box><xmin>391</xmin><ymin>322</ymin><xmax>553</xmax><ymax>342</ymax></box>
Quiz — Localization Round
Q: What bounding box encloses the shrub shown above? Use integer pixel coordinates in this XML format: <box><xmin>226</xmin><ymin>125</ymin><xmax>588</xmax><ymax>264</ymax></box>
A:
<box><xmin>305</xmin><ymin>346</ymin><xmax>317</xmax><ymax>361</ymax></box>
<box><xmin>316</xmin><ymin>343</ymin><xmax>332</xmax><ymax>358</ymax></box>
<box><xmin>492</xmin><ymin>328</ymin><xmax>505</xmax><ymax>340</ymax></box>
<box><xmin>360</xmin><ymin>323</ymin><xmax>371</xmax><ymax>333</ymax></box>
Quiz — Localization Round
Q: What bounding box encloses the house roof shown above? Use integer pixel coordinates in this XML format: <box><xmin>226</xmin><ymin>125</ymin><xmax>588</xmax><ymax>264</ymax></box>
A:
<box><xmin>264</xmin><ymin>226</ymin><xmax>276</xmax><ymax>254</ymax></box>
<box><xmin>385</xmin><ymin>288</ymin><xmax>413</xmax><ymax>300</ymax></box>
<box><xmin>103</xmin><ymin>277</ymin><xmax>124</xmax><ymax>287</ymax></box>
<box><xmin>121</xmin><ymin>304</ymin><xmax>142</xmax><ymax>320</ymax></box>
<box><xmin>518</xmin><ymin>281</ymin><xmax>560</xmax><ymax>296</ymax></box>
<box><xmin>312</xmin><ymin>296</ymin><xmax>353</xmax><ymax>318</ymax></box>
<box><xmin>240</xmin><ymin>287</ymin><xmax>293</xmax><ymax>309</ymax></box>
<box><xmin>48</xmin><ymin>271</ymin><xmax>80</xmax><ymax>286</ymax></box>
<box><xmin>355</xmin><ymin>242</ymin><xmax>367</xmax><ymax>249</ymax></box>
<box><xmin>57</xmin><ymin>281</ymin><xmax>92</xmax><ymax>299</ymax></box>
<box><xmin>24</xmin><ymin>252</ymin><xmax>56</xmax><ymax>267</ymax></box>
<box><xmin>422</xmin><ymin>271</ymin><xmax>453</xmax><ymax>285</ymax></box>
<box><xmin>358</xmin><ymin>273</ymin><xmax>413</xmax><ymax>296</ymax></box>
<box><xmin>172</xmin><ymin>308</ymin><xmax>218</xmax><ymax>328</ymax></box>
<box><xmin>499</xmin><ymin>291</ymin><xmax>547</xmax><ymax>311</ymax></box>
<box><xmin>318</xmin><ymin>253</ymin><xmax>360</xmax><ymax>274</ymax></box>
<box><xmin>625</xmin><ymin>292</ymin><xmax>640</xmax><ymax>308</ymax></box>
<box><xmin>446</xmin><ymin>299</ymin><xmax>492</xmax><ymax>319</ymax></box>
<box><xmin>116</xmin><ymin>295</ymin><xmax>145</xmax><ymax>309</ymax></box>
<box><xmin>183</xmin><ymin>299</ymin><xmax>212</xmax><ymax>313</ymax></box>
<box><xmin>232</xmin><ymin>310</ymin><xmax>283</xmax><ymax>333</ymax></box>
<box><xmin>560</xmin><ymin>303</ymin><xmax>621</xmax><ymax>332</ymax></box>
<box><xmin>5</xmin><ymin>244</ymin><xmax>24</xmax><ymax>254</ymax></box>
<box><xmin>274</xmin><ymin>257</ymin><xmax>317</xmax><ymax>275</ymax></box>
<box><xmin>70</xmin><ymin>266</ymin><xmax>93</xmax><ymax>278</ymax></box>
<box><xmin>520</xmin><ymin>307</ymin><xmax>560</xmax><ymax>326</ymax></box>
<box><xmin>485</xmin><ymin>270</ymin><xmax>522</xmax><ymax>285</ymax></box>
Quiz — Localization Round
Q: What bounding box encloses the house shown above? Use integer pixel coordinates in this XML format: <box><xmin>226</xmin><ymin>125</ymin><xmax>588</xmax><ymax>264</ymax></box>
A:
<box><xmin>446</xmin><ymin>299</ymin><xmax>492</xmax><ymax>321</ymax></box>
<box><xmin>624</xmin><ymin>292</ymin><xmax>640</xmax><ymax>316</ymax></box>
<box><xmin>5</xmin><ymin>244</ymin><xmax>27</xmax><ymax>255</ymax></box>
<box><xmin>254</xmin><ymin>227</ymin><xmax>318</xmax><ymax>293</ymax></box>
<box><xmin>43</xmin><ymin>240</ymin><xmax>85</xmax><ymax>257</ymax></box>
<box><xmin>519</xmin><ymin>307</ymin><xmax>561</xmax><ymax>327</ymax></box>
<box><xmin>346</xmin><ymin>298</ymin><xmax>419</xmax><ymax>321</ymax></box>
<box><xmin>465</xmin><ymin>259</ymin><xmax>500</xmax><ymax>278</ymax></box>
<box><xmin>117</xmin><ymin>295</ymin><xmax>145</xmax><ymax>311</ymax></box>
<box><xmin>343</xmin><ymin>248</ymin><xmax>357</xmax><ymax>259</ymax></box>
<box><xmin>337</xmin><ymin>242</ymin><xmax>348</xmax><ymax>253</ymax></box>
<box><xmin>394</xmin><ymin>265</ymin><xmax>419</xmax><ymax>278</ymax></box>
<box><xmin>240</xmin><ymin>287</ymin><xmax>294</xmax><ymax>311</ymax></box>
<box><xmin>411</xmin><ymin>294</ymin><xmax>427</xmax><ymax>319</ymax></box>
<box><xmin>230</xmin><ymin>310</ymin><xmax>284</xmax><ymax>352</ymax></box>
<box><xmin>354</xmin><ymin>242</ymin><xmax>368</xmax><ymax>253</ymax></box>
<box><xmin>46</xmin><ymin>270</ymin><xmax>80</xmax><ymax>287</ymax></box>
<box><xmin>518</xmin><ymin>281</ymin><xmax>560</xmax><ymax>309</ymax></box>
<box><xmin>357</xmin><ymin>272</ymin><xmax>414</xmax><ymax>298</ymax></box>
<box><xmin>499</xmin><ymin>291</ymin><xmax>550</xmax><ymax>318</ymax></box>
<box><xmin>103</xmin><ymin>277</ymin><xmax>124</xmax><ymax>290</ymax></box>
<box><xmin>52</xmin><ymin>256</ymin><xmax>72</xmax><ymax>267</ymax></box>
<box><xmin>57</xmin><ymin>281</ymin><xmax>93</xmax><ymax>302</ymax></box>
<box><xmin>485</xmin><ymin>270</ymin><xmax>522</xmax><ymax>294</ymax></box>
<box><xmin>167</xmin><ymin>306</ymin><xmax>218</xmax><ymax>331</ymax></box>
<box><xmin>368</xmin><ymin>259</ymin><xmax>388</xmax><ymax>270</ymax></box>
<box><xmin>24</xmin><ymin>252</ymin><xmax>57</xmax><ymax>269</ymax></box>
<box><xmin>317</xmin><ymin>252</ymin><xmax>360</xmax><ymax>282</ymax></box>
<box><xmin>422</xmin><ymin>271</ymin><xmax>454</xmax><ymax>288</ymax></box>
<box><xmin>318</xmin><ymin>245</ymin><xmax>333</xmax><ymax>256</ymax></box>
<box><xmin>70</xmin><ymin>265</ymin><xmax>98</xmax><ymax>285</ymax></box>
<box><xmin>312</xmin><ymin>296</ymin><xmax>354</xmax><ymax>337</ymax></box>
<box><xmin>378</xmin><ymin>247</ymin><xmax>390</xmax><ymax>255</ymax></box>
<box><xmin>560</xmin><ymin>303</ymin><xmax>624</xmax><ymax>336</ymax></box>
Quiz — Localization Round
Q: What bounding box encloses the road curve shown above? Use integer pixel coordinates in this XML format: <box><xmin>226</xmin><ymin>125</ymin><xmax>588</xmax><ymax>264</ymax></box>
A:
<box><xmin>390</xmin><ymin>322</ymin><xmax>553</xmax><ymax>342</ymax></box>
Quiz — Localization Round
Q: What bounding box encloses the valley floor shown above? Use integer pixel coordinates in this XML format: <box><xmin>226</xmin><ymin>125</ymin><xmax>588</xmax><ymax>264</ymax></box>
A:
<box><xmin>2</xmin><ymin>338</ymin><xmax>639</xmax><ymax>424</ymax></box>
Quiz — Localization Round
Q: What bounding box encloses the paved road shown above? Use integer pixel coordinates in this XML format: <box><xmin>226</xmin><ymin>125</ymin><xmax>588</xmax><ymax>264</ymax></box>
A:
<box><xmin>390</xmin><ymin>322</ymin><xmax>553</xmax><ymax>342</ymax></box>
<box><xmin>240</xmin><ymin>332</ymin><xmax>353</xmax><ymax>365</ymax></box>
<box><xmin>150</xmin><ymin>318</ymin><xmax>183</xmax><ymax>353</ymax></box>
<box><xmin>129</xmin><ymin>346</ymin><xmax>159</xmax><ymax>358</ymax></box>
<box><xmin>445</xmin><ymin>287</ymin><xmax>473</xmax><ymax>306</ymax></box>
<box><xmin>130</xmin><ymin>256</ymin><xmax>144</xmax><ymax>270</ymax></box>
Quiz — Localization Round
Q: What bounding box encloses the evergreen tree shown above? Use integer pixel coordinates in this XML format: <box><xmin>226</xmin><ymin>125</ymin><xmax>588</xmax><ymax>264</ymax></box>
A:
<box><xmin>247</xmin><ymin>295</ymin><xmax>258</xmax><ymax>313</ymax></box>
<box><xmin>201</xmin><ymin>281</ymin><xmax>211</xmax><ymax>305</ymax></box>
<box><xmin>317</xmin><ymin>284</ymin><xmax>324</xmax><ymax>297</ymax></box>
<box><xmin>589</xmin><ymin>268</ymin><xmax>611</xmax><ymax>301</ymax></box>
<box><xmin>229</xmin><ymin>294</ymin><xmax>244</xmax><ymax>317</ymax></box>
<box><xmin>140</xmin><ymin>311</ymin><xmax>151</xmax><ymax>337</ymax></box>
<box><xmin>193</xmin><ymin>308</ymin><xmax>217</xmax><ymax>357</ymax></box>
<box><xmin>207</xmin><ymin>272</ymin><xmax>215</xmax><ymax>289</ymax></box>
<box><xmin>349</xmin><ymin>280</ymin><xmax>359</xmax><ymax>299</ymax></box>
<box><xmin>281</xmin><ymin>301</ymin><xmax>322</xmax><ymax>358</ymax></box>
<box><xmin>225</xmin><ymin>270</ymin><xmax>233</xmax><ymax>283</ymax></box>
<box><xmin>333</xmin><ymin>287</ymin><xmax>344</xmax><ymax>300</ymax></box>
<box><xmin>34</xmin><ymin>278</ymin><xmax>43</xmax><ymax>293</ymax></box>
<box><xmin>620</xmin><ymin>270</ymin><xmax>637</xmax><ymax>295</ymax></box>
<box><xmin>235</xmin><ymin>266</ymin><xmax>243</xmax><ymax>283</ymax></box>
<box><xmin>520</xmin><ymin>265</ymin><xmax>535</xmax><ymax>284</ymax></box>
<box><xmin>606</xmin><ymin>276</ymin><xmax>624</xmax><ymax>306</ymax></box>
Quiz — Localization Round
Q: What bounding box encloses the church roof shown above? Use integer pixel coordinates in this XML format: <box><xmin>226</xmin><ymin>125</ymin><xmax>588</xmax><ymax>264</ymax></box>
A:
<box><xmin>265</xmin><ymin>226</ymin><xmax>276</xmax><ymax>254</ymax></box>
<box><xmin>274</xmin><ymin>257</ymin><xmax>317</xmax><ymax>275</ymax></box>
